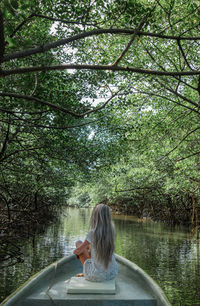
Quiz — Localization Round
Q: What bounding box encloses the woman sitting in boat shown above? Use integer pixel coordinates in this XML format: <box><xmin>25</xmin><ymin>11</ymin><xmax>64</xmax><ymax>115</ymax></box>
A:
<box><xmin>73</xmin><ymin>203</ymin><xmax>118</xmax><ymax>282</ymax></box>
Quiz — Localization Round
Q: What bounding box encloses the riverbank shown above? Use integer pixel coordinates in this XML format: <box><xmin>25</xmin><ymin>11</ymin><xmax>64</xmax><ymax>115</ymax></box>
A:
<box><xmin>106</xmin><ymin>195</ymin><xmax>200</xmax><ymax>229</ymax></box>
<box><xmin>0</xmin><ymin>203</ymin><xmax>60</xmax><ymax>267</ymax></box>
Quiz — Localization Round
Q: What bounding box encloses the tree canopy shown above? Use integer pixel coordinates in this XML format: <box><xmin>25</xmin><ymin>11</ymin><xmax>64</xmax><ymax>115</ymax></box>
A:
<box><xmin>0</xmin><ymin>0</ymin><xmax>200</xmax><ymax>230</ymax></box>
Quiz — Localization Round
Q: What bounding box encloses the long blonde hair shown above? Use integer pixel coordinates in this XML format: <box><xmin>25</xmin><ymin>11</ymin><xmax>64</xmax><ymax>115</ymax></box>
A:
<box><xmin>90</xmin><ymin>204</ymin><xmax>115</xmax><ymax>269</ymax></box>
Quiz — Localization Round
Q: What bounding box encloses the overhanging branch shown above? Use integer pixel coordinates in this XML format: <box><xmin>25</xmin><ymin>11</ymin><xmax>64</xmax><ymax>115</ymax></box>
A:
<box><xmin>154</xmin><ymin>79</ymin><xmax>199</xmax><ymax>108</ymax></box>
<box><xmin>10</xmin><ymin>13</ymin><xmax>96</xmax><ymax>39</ymax></box>
<box><xmin>0</xmin><ymin>91</ymin><xmax>119</xmax><ymax>117</ymax></box>
<box><xmin>0</xmin><ymin>9</ymin><xmax>5</xmax><ymax>64</ymax></box>
<box><xmin>158</xmin><ymin>126</ymin><xmax>200</xmax><ymax>161</ymax></box>
<box><xmin>113</xmin><ymin>10</ymin><xmax>153</xmax><ymax>66</ymax></box>
<box><xmin>1</xmin><ymin>64</ymin><xmax>200</xmax><ymax>77</ymax></box>
<box><xmin>177</xmin><ymin>39</ymin><xmax>193</xmax><ymax>70</ymax></box>
<box><xmin>0</xmin><ymin>92</ymin><xmax>82</xmax><ymax>117</ymax></box>
<box><xmin>129</xmin><ymin>88</ymin><xmax>200</xmax><ymax>115</ymax></box>
<box><xmin>176</xmin><ymin>151</ymin><xmax>200</xmax><ymax>162</ymax></box>
<box><xmin>3</xmin><ymin>28</ymin><xmax>200</xmax><ymax>62</ymax></box>
<box><xmin>0</xmin><ymin>116</ymin><xmax>102</xmax><ymax>130</ymax></box>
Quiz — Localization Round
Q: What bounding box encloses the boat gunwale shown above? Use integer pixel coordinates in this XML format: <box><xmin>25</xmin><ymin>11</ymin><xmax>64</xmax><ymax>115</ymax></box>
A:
<box><xmin>115</xmin><ymin>254</ymin><xmax>171</xmax><ymax>306</ymax></box>
<box><xmin>1</xmin><ymin>255</ymin><xmax>74</xmax><ymax>306</ymax></box>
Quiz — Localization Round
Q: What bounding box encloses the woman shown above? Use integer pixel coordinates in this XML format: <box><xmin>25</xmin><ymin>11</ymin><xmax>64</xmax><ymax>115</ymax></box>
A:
<box><xmin>73</xmin><ymin>204</ymin><xmax>118</xmax><ymax>282</ymax></box>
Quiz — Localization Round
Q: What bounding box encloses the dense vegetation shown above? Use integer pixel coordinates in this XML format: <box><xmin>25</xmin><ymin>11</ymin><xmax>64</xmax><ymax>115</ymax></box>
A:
<box><xmin>0</xmin><ymin>0</ymin><xmax>200</xmax><ymax>263</ymax></box>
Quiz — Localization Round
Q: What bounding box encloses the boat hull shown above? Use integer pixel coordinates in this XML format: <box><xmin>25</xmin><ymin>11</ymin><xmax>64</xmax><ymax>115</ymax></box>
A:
<box><xmin>1</xmin><ymin>254</ymin><xmax>171</xmax><ymax>306</ymax></box>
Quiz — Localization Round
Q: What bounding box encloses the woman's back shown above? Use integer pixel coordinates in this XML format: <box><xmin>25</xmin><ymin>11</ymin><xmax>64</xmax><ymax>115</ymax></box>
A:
<box><xmin>74</xmin><ymin>204</ymin><xmax>118</xmax><ymax>282</ymax></box>
<box><xmin>84</xmin><ymin>228</ymin><xmax>118</xmax><ymax>282</ymax></box>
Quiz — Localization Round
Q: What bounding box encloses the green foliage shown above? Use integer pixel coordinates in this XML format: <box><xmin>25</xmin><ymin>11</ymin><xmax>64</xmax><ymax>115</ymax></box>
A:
<box><xmin>0</xmin><ymin>0</ymin><xmax>199</xmax><ymax>224</ymax></box>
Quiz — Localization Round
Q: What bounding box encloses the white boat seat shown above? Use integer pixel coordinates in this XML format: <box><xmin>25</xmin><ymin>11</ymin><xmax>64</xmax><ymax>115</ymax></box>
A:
<box><xmin>67</xmin><ymin>277</ymin><xmax>116</xmax><ymax>294</ymax></box>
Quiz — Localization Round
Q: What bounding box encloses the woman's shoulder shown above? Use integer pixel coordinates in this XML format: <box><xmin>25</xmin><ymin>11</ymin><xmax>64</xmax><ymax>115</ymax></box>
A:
<box><xmin>86</xmin><ymin>229</ymin><xmax>94</xmax><ymax>243</ymax></box>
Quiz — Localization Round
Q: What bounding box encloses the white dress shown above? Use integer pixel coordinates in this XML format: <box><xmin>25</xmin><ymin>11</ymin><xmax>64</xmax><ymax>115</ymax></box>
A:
<box><xmin>83</xmin><ymin>230</ymin><xmax>118</xmax><ymax>282</ymax></box>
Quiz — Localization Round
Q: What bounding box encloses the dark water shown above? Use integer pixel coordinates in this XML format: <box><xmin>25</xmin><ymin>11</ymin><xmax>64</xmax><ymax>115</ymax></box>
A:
<box><xmin>0</xmin><ymin>207</ymin><xmax>200</xmax><ymax>305</ymax></box>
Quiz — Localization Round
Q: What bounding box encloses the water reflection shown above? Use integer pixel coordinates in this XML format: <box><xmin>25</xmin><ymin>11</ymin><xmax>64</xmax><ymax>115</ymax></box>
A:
<box><xmin>0</xmin><ymin>207</ymin><xmax>199</xmax><ymax>306</ymax></box>
<box><xmin>114</xmin><ymin>215</ymin><xmax>200</xmax><ymax>306</ymax></box>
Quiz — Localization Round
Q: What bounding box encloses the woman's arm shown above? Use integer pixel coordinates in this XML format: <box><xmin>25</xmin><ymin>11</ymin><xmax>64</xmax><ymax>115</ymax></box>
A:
<box><xmin>73</xmin><ymin>240</ymin><xmax>91</xmax><ymax>256</ymax></box>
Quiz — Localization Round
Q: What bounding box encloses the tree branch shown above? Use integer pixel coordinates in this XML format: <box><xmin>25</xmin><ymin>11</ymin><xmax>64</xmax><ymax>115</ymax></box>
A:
<box><xmin>16</xmin><ymin>118</ymin><xmax>101</xmax><ymax>130</ymax></box>
<box><xmin>144</xmin><ymin>108</ymin><xmax>191</xmax><ymax>140</ymax></box>
<box><xmin>0</xmin><ymin>118</ymin><xmax>10</xmax><ymax>160</ymax></box>
<box><xmin>115</xmin><ymin>186</ymin><xmax>158</xmax><ymax>193</ymax></box>
<box><xmin>9</xmin><ymin>13</ymin><xmax>96</xmax><ymax>39</ymax></box>
<box><xmin>155</xmin><ymin>0</ymin><xmax>168</xmax><ymax>14</ymax></box>
<box><xmin>158</xmin><ymin>127</ymin><xmax>200</xmax><ymax>161</ymax></box>
<box><xmin>154</xmin><ymin>79</ymin><xmax>199</xmax><ymax>108</ymax></box>
<box><xmin>0</xmin><ymin>91</ymin><xmax>119</xmax><ymax>117</ymax></box>
<box><xmin>180</xmin><ymin>23</ymin><xmax>200</xmax><ymax>37</ymax></box>
<box><xmin>129</xmin><ymin>88</ymin><xmax>200</xmax><ymax>115</ymax></box>
<box><xmin>151</xmin><ymin>39</ymin><xmax>179</xmax><ymax>71</ymax></box>
<box><xmin>0</xmin><ymin>112</ymin><xmax>104</xmax><ymax>130</ymax></box>
<box><xmin>197</xmin><ymin>75</ymin><xmax>200</xmax><ymax>99</ymax></box>
<box><xmin>159</xmin><ymin>5</ymin><xmax>200</xmax><ymax>34</ymax></box>
<box><xmin>80</xmin><ymin>0</ymin><xmax>96</xmax><ymax>30</ymax></box>
<box><xmin>9</xmin><ymin>13</ymin><xmax>34</xmax><ymax>39</ymax></box>
<box><xmin>0</xmin><ymin>92</ymin><xmax>81</xmax><ymax>117</ymax></box>
<box><xmin>0</xmin><ymin>8</ymin><xmax>5</xmax><ymax>64</ymax></box>
<box><xmin>0</xmin><ymin>146</ymin><xmax>45</xmax><ymax>163</ymax></box>
<box><xmin>113</xmin><ymin>10</ymin><xmax>153</xmax><ymax>66</ymax></box>
<box><xmin>177</xmin><ymin>39</ymin><xmax>193</xmax><ymax>70</ymax></box>
<box><xmin>3</xmin><ymin>28</ymin><xmax>200</xmax><ymax>62</ymax></box>
<box><xmin>81</xmin><ymin>90</ymin><xmax>120</xmax><ymax>116</ymax></box>
<box><xmin>143</xmin><ymin>41</ymin><xmax>196</xmax><ymax>91</ymax></box>
<box><xmin>158</xmin><ymin>111</ymin><xmax>194</xmax><ymax>143</ymax></box>
<box><xmin>28</xmin><ymin>13</ymin><xmax>96</xmax><ymax>26</ymax></box>
<box><xmin>176</xmin><ymin>151</ymin><xmax>200</xmax><ymax>162</ymax></box>
<box><xmin>0</xmin><ymin>107</ymin><xmax>49</xmax><ymax>115</ymax></box>
<box><xmin>30</xmin><ymin>73</ymin><xmax>38</xmax><ymax>96</ymax></box>
<box><xmin>1</xmin><ymin>64</ymin><xmax>200</xmax><ymax>77</ymax></box>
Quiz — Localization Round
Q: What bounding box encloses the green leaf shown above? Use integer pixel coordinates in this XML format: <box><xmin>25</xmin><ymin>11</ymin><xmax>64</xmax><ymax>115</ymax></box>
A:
<box><xmin>24</xmin><ymin>39</ymin><xmax>33</xmax><ymax>47</ymax></box>
<box><xmin>2</xmin><ymin>7</ymin><xmax>9</xmax><ymax>18</ymax></box>
<box><xmin>6</xmin><ymin>37</ymin><xmax>17</xmax><ymax>47</ymax></box>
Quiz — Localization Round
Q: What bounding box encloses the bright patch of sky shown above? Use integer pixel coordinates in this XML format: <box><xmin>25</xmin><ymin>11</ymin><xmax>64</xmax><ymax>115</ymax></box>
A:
<box><xmin>50</xmin><ymin>22</ymin><xmax>77</xmax><ymax>73</ymax></box>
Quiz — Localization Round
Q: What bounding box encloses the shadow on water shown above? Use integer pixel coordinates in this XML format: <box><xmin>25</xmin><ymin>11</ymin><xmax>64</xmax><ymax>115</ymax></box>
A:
<box><xmin>0</xmin><ymin>207</ymin><xmax>200</xmax><ymax>306</ymax></box>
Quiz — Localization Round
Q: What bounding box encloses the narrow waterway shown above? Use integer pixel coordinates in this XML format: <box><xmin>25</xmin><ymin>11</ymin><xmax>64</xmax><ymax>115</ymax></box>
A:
<box><xmin>0</xmin><ymin>207</ymin><xmax>200</xmax><ymax>305</ymax></box>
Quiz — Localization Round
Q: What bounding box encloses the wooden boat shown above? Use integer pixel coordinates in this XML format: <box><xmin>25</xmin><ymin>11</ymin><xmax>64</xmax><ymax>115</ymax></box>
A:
<box><xmin>1</xmin><ymin>254</ymin><xmax>171</xmax><ymax>306</ymax></box>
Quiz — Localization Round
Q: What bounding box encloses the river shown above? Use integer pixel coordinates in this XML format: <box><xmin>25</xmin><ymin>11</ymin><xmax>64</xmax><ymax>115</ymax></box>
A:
<box><xmin>0</xmin><ymin>207</ymin><xmax>200</xmax><ymax>305</ymax></box>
